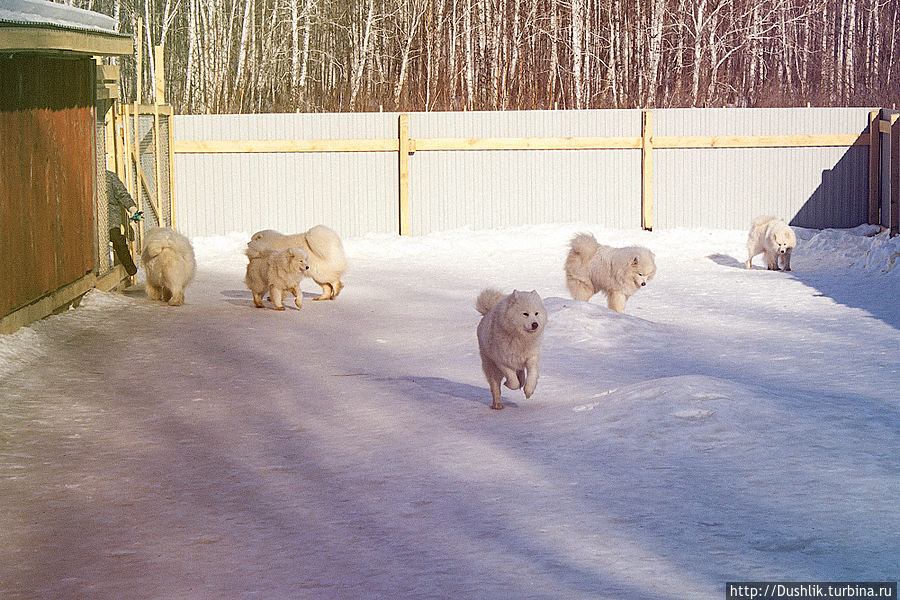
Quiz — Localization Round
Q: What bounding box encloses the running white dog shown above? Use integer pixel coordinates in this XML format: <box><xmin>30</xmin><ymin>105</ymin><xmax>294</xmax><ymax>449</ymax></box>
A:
<box><xmin>564</xmin><ymin>233</ymin><xmax>656</xmax><ymax>313</ymax></box>
<box><xmin>141</xmin><ymin>227</ymin><xmax>196</xmax><ymax>306</ymax></box>
<box><xmin>250</xmin><ymin>225</ymin><xmax>346</xmax><ymax>300</ymax></box>
<box><xmin>745</xmin><ymin>216</ymin><xmax>797</xmax><ymax>271</ymax></box>
<box><xmin>245</xmin><ymin>241</ymin><xmax>309</xmax><ymax>310</ymax></box>
<box><xmin>476</xmin><ymin>289</ymin><xmax>546</xmax><ymax>410</ymax></box>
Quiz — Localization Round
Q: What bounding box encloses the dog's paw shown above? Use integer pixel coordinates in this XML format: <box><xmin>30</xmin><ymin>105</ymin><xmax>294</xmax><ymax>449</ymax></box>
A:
<box><xmin>273</xmin><ymin>306</ymin><xmax>286</xmax><ymax>311</ymax></box>
<box><xmin>490</xmin><ymin>401</ymin><xmax>505</xmax><ymax>410</ymax></box>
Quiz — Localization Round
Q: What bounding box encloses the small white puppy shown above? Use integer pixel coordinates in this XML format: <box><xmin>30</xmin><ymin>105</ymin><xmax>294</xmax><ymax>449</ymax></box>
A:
<box><xmin>476</xmin><ymin>289</ymin><xmax>547</xmax><ymax>410</ymax></box>
<box><xmin>245</xmin><ymin>240</ymin><xmax>309</xmax><ymax>310</ymax></box>
<box><xmin>746</xmin><ymin>216</ymin><xmax>797</xmax><ymax>271</ymax></box>
<box><xmin>141</xmin><ymin>227</ymin><xmax>196</xmax><ymax>306</ymax></box>
<box><xmin>250</xmin><ymin>225</ymin><xmax>346</xmax><ymax>300</ymax></box>
<box><xmin>564</xmin><ymin>232</ymin><xmax>656</xmax><ymax>313</ymax></box>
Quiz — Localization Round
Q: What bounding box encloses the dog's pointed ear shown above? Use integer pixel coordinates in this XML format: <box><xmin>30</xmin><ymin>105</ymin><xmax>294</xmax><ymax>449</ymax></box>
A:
<box><xmin>632</xmin><ymin>256</ymin><xmax>640</xmax><ymax>265</ymax></box>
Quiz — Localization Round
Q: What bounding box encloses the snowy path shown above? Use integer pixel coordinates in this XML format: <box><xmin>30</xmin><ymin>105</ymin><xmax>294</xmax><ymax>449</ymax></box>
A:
<box><xmin>1</xmin><ymin>225</ymin><xmax>898</xmax><ymax>599</ymax></box>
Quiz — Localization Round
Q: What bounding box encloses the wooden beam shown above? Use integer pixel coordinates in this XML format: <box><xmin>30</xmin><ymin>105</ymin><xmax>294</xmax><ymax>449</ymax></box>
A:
<box><xmin>892</xmin><ymin>117</ymin><xmax>900</xmax><ymax>236</ymax></box>
<box><xmin>398</xmin><ymin>114</ymin><xmax>411</xmax><ymax>236</ymax></box>
<box><xmin>412</xmin><ymin>137</ymin><xmax>643</xmax><ymax>151</ymax></box>
<box><xmin>652</xmin><ymin>134</ymin><xmax>869</xmax><ymax>149</ymax></box>
<box><xmin>0</xmin><ymin>274</ymin><xmax>96</xmax><ymax>335</ymax></box>
<box><xmin>172</xmin><ymin>133</ymin><xmax>869</xmax><ymax>155</ymax></box>
<box><xmin>0</xmin><ymin>27</ymin><xmax>132</xmax><ymax>56</ymax></box>
<box><xmin>641</xmin><ymin>110</ymin><xmax>653</xmax><ymax>231</ymax></box>
<box><xmin>173</xmin><ymin>139</ymin><xmax>400</xmax><ymax>153</ymax></box>
<box><xmin>869</xmin><ymin>111</ymin><xmax>881</xmax><ymax>225</ymax></box>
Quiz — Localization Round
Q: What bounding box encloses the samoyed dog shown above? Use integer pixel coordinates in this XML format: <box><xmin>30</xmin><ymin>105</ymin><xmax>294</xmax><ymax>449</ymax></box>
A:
<box><xmin>745</xmin><ymin>216</ymin><xmax>797</xmax><ymax>271</ymax></box>
<box><xmin>250</xmin><ymin>225</ymin><xmax>346</xmax><ymax>300</ymax></box>
<box><xmin>564</xmin><ymin>232</ymin><xmax>656</xmax><ymax>313</ymax></box>
<box><xmin>141</xmin><ymin>227</ymin><xmax>196</xmax><ymax>306</ymax></box>
<box><xmin>245</xmin><ymin>240</ymin><xmax>309</xmax><ymax>310</ymax></box>
<box><xmin>476</xmin><ymin>289</ymin><xmax>546</xmax><ymax>410</ymax></box>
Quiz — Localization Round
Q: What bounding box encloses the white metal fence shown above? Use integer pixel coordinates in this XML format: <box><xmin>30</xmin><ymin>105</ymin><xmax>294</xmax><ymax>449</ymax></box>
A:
<box><xmin>173</xmin><ymin>108</ymin><xmax>894</xmax><ymax>239</ymax></box>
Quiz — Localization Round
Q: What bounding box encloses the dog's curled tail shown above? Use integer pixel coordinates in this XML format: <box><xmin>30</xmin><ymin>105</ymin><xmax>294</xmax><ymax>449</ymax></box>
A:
<box><xmin>142</xmin><ymin>228</ymin><xmax>178</xmax><ymax>260</ymax></box>
<box><xmin>245</xmin><ymin>239</ymin><xmax>275</xmax><ymax>260</ymax></box>
<box><xmin>476</xmin><ymin>288</ymin><xmax>506</xmax><ymax>315</ymax></box>
<box><xmin>569</xmin><ymin>232</ymin><xmax>600</xmax><ymax>260</ymax></box>
<box><xmin>305</xmin><ymin>224</ymin><xmax>348</xmax><ymax>271</ymax></box>
<box><xmin>750</xmin><ymin>215</ymin><xmax>777</xmax><ymax>229</ymax></box>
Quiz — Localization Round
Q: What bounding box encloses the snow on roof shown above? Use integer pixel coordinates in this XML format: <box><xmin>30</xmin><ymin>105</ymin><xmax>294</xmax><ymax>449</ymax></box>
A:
<box><xmin>0</xmin><ymin>0</ymin><xmax>131</xmax><ymax>55</ymax></box>
<box><xmin>0</xmin><ymin>0</ymin><xmax>118</xmax><ymax>36</ymax></box>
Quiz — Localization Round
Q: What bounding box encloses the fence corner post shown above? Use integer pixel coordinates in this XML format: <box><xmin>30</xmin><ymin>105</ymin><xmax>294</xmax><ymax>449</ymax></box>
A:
<box><xmin>891</xmin><ymin>115</ymin><xmax>900</xmax><ymax>237</ymax></box>
<box><xmin>641</xmin><ymin>110</ymin><xmax>653</xmax><ymax>231</ymax></box>
<box><xmin>398</xmin><ymin>113</ymin><xmax>410</xmax><ymax>236</ymax></box>
<box><xmin>868</xmin><ymin>110</ymin><xmax>880</xmax><ymax>226</ymax></box>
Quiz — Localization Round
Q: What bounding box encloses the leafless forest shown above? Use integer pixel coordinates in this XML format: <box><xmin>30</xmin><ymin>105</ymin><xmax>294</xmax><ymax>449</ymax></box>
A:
<box><xmin>71</xmin><ymin>0</ymin><xmax>898</xmax><ymax>113</ymax></box>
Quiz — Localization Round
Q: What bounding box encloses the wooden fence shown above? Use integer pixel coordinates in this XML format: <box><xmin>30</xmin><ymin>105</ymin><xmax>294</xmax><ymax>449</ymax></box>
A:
<box><xmin>172</xmin><ymin>109</ymin><xmax>900</xmax><ymax>238</ymax></box>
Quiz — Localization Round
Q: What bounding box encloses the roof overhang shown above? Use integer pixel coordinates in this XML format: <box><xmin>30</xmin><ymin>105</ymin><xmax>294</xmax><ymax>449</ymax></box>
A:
<box><xmin>0</xmin><ymin>0</ymin><xmax>132</xmax><ymax>56</ymax></box>
<box><xmin>0</xmin><ymin>26</ymin><xmax>132</xmax><ymax>56</ymax></box>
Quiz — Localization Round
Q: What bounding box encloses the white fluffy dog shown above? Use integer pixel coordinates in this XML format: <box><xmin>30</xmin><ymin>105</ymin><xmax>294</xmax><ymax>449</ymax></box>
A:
<box><xmin>141</xmin><ymin>227</ymin><xmax>196</xmax><ymax>306</ymax></box>
<box><xmin>476</xmin><ymin>289</ymin><xmax>546</xmax><ymax>410</ymax></box>
<box><xmin>564</xmin><ymin>233</ymin><xmax>656</xmax><ymax>313</ymax></box>
<box><xmin>245</xmin><ymin>241</ymin><xmax>309</xmax><ymax>310</ymax></box>
<box><xmin>746</xmin><ymin>216</ymin><xmax>797</xmax><ymax>271</ymax></box>
<box><xmin>250</xmin><ymin>225</ymin><xmax>346</xmax><ymax>300</ymax></box>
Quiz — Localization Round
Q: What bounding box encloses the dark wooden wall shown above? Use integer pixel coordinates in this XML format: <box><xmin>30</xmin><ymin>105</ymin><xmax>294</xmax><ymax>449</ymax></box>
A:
<box><xmin>1</xmin><ymin>55</ymin><xmax>96</xmax><ymax>318</ymax></box>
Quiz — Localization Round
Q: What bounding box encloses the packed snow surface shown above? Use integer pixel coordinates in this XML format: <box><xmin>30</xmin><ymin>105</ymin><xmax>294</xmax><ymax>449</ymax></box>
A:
<box><xmin>1</xmin><ymin>224</ymin><xmax>898</xmax><ymax>599</ymax></box>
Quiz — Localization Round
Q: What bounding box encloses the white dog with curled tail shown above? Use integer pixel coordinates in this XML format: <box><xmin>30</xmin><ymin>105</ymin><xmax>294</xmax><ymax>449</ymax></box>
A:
<box><xmin>476</xmin><ymin>289</ymin><xmax>546</xmax><ymax>410</ymax></box>
<box><xmin>141</xmin><ymin>227</ymin><xmax>196</xmax><ymax>306</ymax></box>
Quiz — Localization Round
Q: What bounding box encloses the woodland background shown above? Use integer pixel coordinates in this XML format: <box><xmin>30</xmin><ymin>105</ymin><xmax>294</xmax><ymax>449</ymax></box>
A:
<box><xmin>64</xmin><ymin>0</ymin><xmax>898</xmax><ymax>113</ymax></box>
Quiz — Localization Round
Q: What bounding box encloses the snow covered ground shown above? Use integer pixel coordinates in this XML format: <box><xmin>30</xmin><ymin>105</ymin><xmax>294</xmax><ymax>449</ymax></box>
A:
<box><xmin>1</xmin><ymin>223</ymin><xmax>898</xmax><ymax>599</ymax></box>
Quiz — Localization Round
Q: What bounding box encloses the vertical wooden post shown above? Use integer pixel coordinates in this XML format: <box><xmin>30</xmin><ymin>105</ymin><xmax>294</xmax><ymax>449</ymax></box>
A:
<box><xmin>153</xmin><ymin>45</ymin><xmax>165</xmax><ymax>226</ymax></box>
<box><xmin>868</xmin><ymin>111</ymin><xmax>881</xmax><ymax>226</ymax></box>
<box><xmin>398</xmin><ymin>113</ymin><xmax>411</xmax><ymax>236</ymax></box>
<box><xmin>168</xmin><ymin>106</ymin><xmax>177</xmax><ymax>229</ymax></box>
<box><xmin>134</xmin><ymin>18</ymin><xmax>144</xmax><ymax>241</ymax></box>
<box><xmin>891</xmin><ymin>115</ymin><xmax>899</xmax><ymax>236</ymax></box>
<box><xmin>641</xmin><ymin>110</ymin><xmax>653</xmax><ymax>231</ymax></box>
<box><xmin>153</xmin><ymin>45</ymin><xmax>165</xmax><ymax>105</ymax></box>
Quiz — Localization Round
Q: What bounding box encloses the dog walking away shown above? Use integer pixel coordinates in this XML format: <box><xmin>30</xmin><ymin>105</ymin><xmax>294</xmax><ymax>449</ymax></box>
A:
<box><xmin>245</xmin><ymin>240</ymin><xmax>309</xmax><ymax>310</ymax></box>
<box><xmin>250</xmin><ymin>225</ymin><xmax>346</xmax><ymax>300</ymax></box>
<box><xmin>564</xmin><ymin>232</ymin><xmax>656</xmax><ymax>313</ymax></box>
<box><xmin>745</xmin><ymin>216</ymin><xmax>797</xmax><ymax>271</ymax></box>
<box><xmin>141</xmin><ymin>227</ymin><xmax>196</xmax><ymax>306</ymax></box>
<box><xmin>476</xmin><ymin>289</ymin><xmax>546</xmax><ymax>410</ymax></box>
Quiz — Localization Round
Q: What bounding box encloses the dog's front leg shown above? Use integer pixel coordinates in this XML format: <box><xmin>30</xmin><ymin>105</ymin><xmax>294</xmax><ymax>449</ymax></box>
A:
<box><xmin>269</xmin><ymin>285</ymin><xmax>285</xmax><ymax>310</ymax></box>
<box><xmin>523</xmin><ymin>357</ymin><xmax>540</xmax><ymax>399</ymax></box>
<box><xmin>781</xmin><ymin>249</ymin><xmax>792</xmax><ymax>271</ymax></box>
<box><xmin>607</xmin><ymin>291</ymin><xmax>627</xmax><ymax>313</ymax></box>
<box><xmin>290</xmin><ymin>285</ymin><xmax>302</xmax><ymax>308</ymax></box>
<box><xmin>501</xmin><ymin>365</ymin><xmax>522</xmax><ymax>390</ymax></box>
<box><xmin>765</xmin><ymin>250</ymin><xmax>779</xmax><ymax>270</ymax></box>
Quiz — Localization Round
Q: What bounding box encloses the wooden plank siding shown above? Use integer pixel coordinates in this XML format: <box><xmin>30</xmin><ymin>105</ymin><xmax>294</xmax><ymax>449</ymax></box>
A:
<box><xmin>0</xmin><ymin>55</ymin><xmax>96</xmax><ymax>319</ymax></box>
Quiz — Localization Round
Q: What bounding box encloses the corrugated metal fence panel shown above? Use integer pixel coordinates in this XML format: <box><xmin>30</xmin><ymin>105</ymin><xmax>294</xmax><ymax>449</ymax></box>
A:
<box><xmin>653</xmin><ymin>108</ymin><xmax>873</xmax><ymax>230</ymax></box>
<box><xmin>408</xmin><ymin>110</ymin><xmax>643</xmax><ymax>234</ymax></box>
<box><xmin>174</xmin><ymin>113</ymin><xmax>400</xmax><ymax>239</ymax></box>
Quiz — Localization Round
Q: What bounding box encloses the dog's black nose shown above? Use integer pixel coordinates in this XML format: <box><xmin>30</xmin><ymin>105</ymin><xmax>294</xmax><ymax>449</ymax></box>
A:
<box><xmin>641</xmin><ymin>281</ymin><xmax>646</xmax><ymax>286</ymax></box>
<box><xmin>531</xmin><ymin>321</ymin><xmax>539</xmax><ymax>330</ymax></box>
<box><xmin>305</xmin><ymin>265</ymin><xmax>309</xmax><ymax>270</ymax></box>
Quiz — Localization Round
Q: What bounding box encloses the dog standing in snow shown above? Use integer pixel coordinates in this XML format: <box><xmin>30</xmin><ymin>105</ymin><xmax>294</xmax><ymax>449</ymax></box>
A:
<box><xmin>476</xmin><ymin>289</ymin><xmax>547</xmax><ymax>410</ymax></box>
<box><xmin>141</xmin><ymin>227</ymin><xmax>196</xmax><ymax>306</ymax></box>
<box><xmin>245</xmin><ymin>240</ymin><xmax>309</xmax><ymax>310</ymax></box>
<box><xmin>564</xmin><ymin>232</ymin><xmax>656</xmax><ymax>313</ymax></box>
<box><xmin>745</xmin><ymin>216</ymin><xmax>797</xmax><ymax>271</ymax></box>
<box><xmin>250</xmin><ymin>225</ymin><xmax>346</xmax><ymax>300</ymax></box>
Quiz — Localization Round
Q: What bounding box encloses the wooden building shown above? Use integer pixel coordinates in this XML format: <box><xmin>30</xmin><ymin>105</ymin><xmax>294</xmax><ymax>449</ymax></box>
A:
<box><xmin>0</xmin><ymin>0</ymin><xmax>132</xmax><ymax>334</ymax></box>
